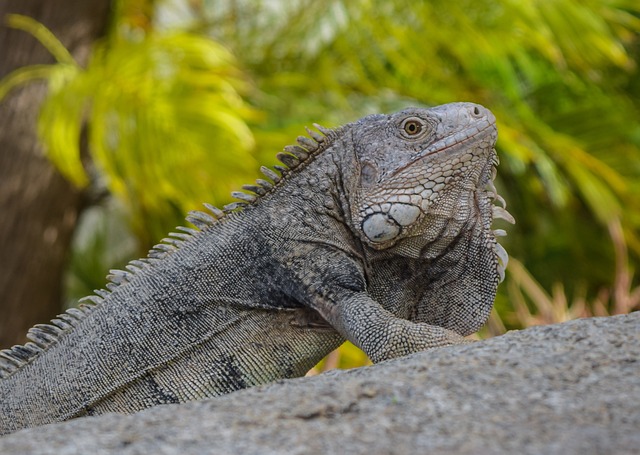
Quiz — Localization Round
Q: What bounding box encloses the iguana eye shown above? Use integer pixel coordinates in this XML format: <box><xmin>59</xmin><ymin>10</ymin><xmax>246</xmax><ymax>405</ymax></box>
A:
<box><xmin>401</xmin><ymin>118</ymin><xmax>425</xmax><ymax>137</ymax></box>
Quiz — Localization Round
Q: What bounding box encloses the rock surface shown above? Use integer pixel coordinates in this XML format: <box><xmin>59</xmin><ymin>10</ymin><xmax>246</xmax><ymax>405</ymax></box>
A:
<box><xmin>1</xmin><ymin>312</ymin><xmax>638</xmax><ymax>454</ymax></box>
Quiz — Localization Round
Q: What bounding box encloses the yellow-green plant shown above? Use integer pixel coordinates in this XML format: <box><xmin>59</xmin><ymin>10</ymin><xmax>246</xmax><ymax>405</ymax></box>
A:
<box><xmin>1</xmin><ymin>14</ymin><xmax>256</xmax><ymax>245</ymax></box>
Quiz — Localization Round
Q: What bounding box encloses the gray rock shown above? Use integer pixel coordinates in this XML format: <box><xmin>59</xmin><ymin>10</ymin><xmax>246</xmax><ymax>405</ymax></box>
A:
<box><xmin>1</xmin><ymin>312</ymin><xmax>638</xmax><ymax>455</ymax></box>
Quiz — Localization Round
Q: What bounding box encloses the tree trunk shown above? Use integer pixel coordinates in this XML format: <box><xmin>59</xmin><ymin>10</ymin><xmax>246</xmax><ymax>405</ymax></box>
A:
<box><xmin>0</xmin><ymin>1</ymin><xmax>111</xmax><ymax>347</ymax></box>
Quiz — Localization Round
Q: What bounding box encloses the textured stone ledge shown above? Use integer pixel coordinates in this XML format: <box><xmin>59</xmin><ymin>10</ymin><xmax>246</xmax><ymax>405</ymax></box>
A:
<box><xmin>1</xmin><ymin>312</ymin><xmax>638</xmax><ymax>454</ymax></box>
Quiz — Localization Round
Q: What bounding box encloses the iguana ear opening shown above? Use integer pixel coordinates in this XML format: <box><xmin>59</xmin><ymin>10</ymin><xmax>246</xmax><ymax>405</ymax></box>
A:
<box><xmin>360</xmin><ymin>161</ymin><xmax>378</xmax><ymax>187</ymax></box>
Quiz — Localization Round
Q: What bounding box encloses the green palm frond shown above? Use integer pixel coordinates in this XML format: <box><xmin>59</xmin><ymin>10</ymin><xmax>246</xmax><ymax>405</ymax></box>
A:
<box><xmin>1</xmin><ymin>17</ymin><xmax>257</xmax><ymax>245</ymax></box>
<box><xmin>5</xmin><ymin>14</ymin><xmax>77</xmax><ymax>65</ymax></box>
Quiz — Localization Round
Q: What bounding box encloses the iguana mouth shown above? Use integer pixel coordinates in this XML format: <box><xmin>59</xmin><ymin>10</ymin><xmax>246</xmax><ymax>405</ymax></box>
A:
<box><xmin>424</xmin><ymin>119</ymin><xmax>496</xmax><ymax>155</ymax></box>
<box><xmin>392</xmin><ymin>119</ymin><xmax>497</xmax><ymax>178</ymax></box>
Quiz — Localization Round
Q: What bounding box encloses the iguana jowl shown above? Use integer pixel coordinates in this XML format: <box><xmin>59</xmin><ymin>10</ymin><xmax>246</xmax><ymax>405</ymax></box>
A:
<box><xmin>0</xmin><ymin>102</ymin><xmax>512</xmax><ymax>434</ymax></box>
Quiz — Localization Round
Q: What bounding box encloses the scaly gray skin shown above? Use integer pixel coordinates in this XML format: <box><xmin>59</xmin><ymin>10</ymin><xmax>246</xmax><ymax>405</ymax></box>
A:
<box><xmin>0</xmin><ymin>102</ymin><xmax>512</xmax><ymax>435</ymax></box>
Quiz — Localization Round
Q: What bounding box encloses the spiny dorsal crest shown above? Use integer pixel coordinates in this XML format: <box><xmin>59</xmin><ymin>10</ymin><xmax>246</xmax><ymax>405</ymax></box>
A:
<box><xmin>0</xmin><ymin>123</ymin><xmax>334</xmax><ymax>379</ymax></box>
<box><xmin>0</xmin><ymin>303</ymin><xmax>97</xmax><ymax>379</ymax></box>
<box><xmin>188</xmin><ymin>123</ymin><xmax>334</xmax><ymax>218</ymax></box>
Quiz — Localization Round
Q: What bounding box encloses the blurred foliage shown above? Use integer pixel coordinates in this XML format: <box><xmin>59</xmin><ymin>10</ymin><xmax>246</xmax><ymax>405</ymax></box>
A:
<box><xmin>2</xmin><ymin>0</ymin><xmax>640</xmax><ymax>370</ymax></box>
<box><xmin>2</xmin><ymin>12</ymin><xmax>257</xmax><ymax>246</ymax></box>
<box><xmin>63</xmin><ymin>201</ymin><xmax>139</xmax><ymax>309</ymax></box>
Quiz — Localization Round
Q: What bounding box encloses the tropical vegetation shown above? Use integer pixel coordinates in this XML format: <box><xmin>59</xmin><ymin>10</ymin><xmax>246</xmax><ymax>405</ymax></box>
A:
<box><xmin>2</xmin><ymin>0</ymin><xmax>639</xmax><ymax>369</ymax></box>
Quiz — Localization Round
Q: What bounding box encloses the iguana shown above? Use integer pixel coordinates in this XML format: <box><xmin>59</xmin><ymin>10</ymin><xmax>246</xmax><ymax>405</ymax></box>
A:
<box><xmin>0</xmin><ymin>102</ymin><xmax>512</xmax><ymax>435</ymax></box>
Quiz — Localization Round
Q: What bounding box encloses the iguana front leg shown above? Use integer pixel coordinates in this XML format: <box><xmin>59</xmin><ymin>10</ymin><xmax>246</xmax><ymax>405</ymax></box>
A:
<box><xmin>287</xmin><ymin>246</ymin><xmax>469</xmax><ymax>364</ymax></box>
<box><xmin>320</xmin><ymin>291</ymin><xmax>469</xmax><ymax>363</ymax></box>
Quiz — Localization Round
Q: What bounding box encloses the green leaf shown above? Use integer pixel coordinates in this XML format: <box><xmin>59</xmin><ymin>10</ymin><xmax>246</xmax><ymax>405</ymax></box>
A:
<box><xmin>5</xmin><ymin>14</ymin><xmax>77</xmax><ymax>66</ymax></box>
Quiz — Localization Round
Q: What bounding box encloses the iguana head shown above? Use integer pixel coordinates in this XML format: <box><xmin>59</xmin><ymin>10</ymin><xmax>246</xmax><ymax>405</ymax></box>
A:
<box><xmin>350</xmin><ymin>102</ymin><xmax>499</xmax><ymax>252</ymax></box>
